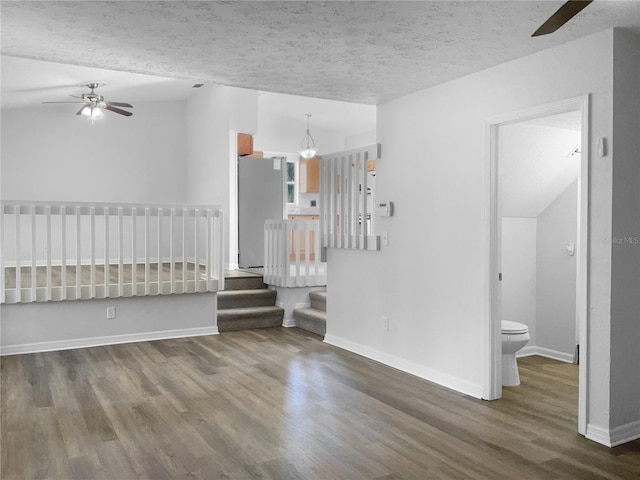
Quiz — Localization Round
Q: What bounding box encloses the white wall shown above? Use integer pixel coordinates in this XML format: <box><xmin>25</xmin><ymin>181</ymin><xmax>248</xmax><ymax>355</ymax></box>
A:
<box><xmin>326</xmin><ymin>29</ymin><xmax>627</xmax><ymax>441</ymax></box>
<box><xmin>186</xmin><ymin>84</ymin><xmax>259</xmax><ymax>269</ymax></box>
<box><xmin>254</xmin><ymin>90</ymin><xmax>375</xmax><ymax>155</ymax></box>
<box><xmin>254</xmin><ymin>111</ymin><xmax>347</xmax><ymax>156</ymax></box>
<box><xmin>501</xmin><ymin>218</ymin><xmax>537</xmax><ymax>345</ymax></box>
<box><xmin>0</xmin><ymin>293</ymin><xmax>217</xmax><ymax>354</ymax></box>
<box><xmin>1</xmin><ymin>102</ymin><xmax>188</xmax><ymax>204</ymax></box>
<box><xmin>536</xmin><ymin>181</ymin><xmax>577</xmax><ymax>358</ymax></box>
<box><xmin>345</xmin><ymin>130</ymin><xmax>377</xmax><ymax>150</ymax></box>
<box><xmin>186</xmin><ymin>85</ymin><xmax>231</xmax><ymax>208</ymax></box>
<box><xmin>609</xmin><ymin>29</ymin><xmax>640</xmax><ymax>434</ymax></box>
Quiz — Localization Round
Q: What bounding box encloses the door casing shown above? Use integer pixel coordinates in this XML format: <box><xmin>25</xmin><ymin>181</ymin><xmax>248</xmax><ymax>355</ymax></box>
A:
<box><xmin>483</xmin><ymin>95</ymin><xmax>590</xmax><ymax>436</ymax></box>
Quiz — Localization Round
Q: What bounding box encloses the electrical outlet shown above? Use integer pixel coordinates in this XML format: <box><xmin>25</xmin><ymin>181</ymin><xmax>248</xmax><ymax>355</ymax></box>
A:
<box><xmin>382</xmin><ymin>316</ymin><xmax>389</xmax><ymax>331</ymax></box>
<box><xmin>382</xmin><ymin>232</ymin><xmax>389</xmax><ymax>246</ymax></box>
<box><xmin>106</xmin><ymin>307</ymin><xmax>116</xmax><ymax>319</ymax></box>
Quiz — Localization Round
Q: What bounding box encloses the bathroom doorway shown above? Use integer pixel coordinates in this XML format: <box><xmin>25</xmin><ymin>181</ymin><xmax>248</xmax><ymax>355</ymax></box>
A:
<box><xmin>485</xmin><ymin>96</ymin><xmax>589</xmax><ymax>435</ymax></box>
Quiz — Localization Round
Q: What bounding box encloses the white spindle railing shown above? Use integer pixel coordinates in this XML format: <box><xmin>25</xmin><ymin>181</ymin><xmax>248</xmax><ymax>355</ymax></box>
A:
<box><xmin>320</xmin><ymin>144</ymin><xmax>381</xmax><ymax>252</ymax></box>
<box><xmin>0</xmin><ymin>201</ymin><xmax>224</xmax><ymax>304</ymax></box>
<box><xmin>264</xmin><ymin>219</ymin><xmax>326</xmax><ymax>287</ymax></box>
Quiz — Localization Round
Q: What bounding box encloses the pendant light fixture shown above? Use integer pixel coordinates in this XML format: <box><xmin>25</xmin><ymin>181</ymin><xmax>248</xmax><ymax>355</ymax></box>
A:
<box><xmin>298</xmin><ymin>113</ymin><xmax>318</xmax><ymax>159</ymax></box>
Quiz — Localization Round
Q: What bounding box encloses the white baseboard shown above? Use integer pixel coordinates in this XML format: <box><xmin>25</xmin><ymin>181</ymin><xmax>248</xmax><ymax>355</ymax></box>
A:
<box><xmin>518</xmin><ymin>345</ymin><xmax>575</xmax><ymax>363</ymax></box>
<box><xmin>277</xmin><ymin>301</ymin><xmax>296</xmax><ymax>327</ymax></box>
<box><xmin>323</xmin><ymin>334</ymin><xmax>483</xmax><ymax>399</ymax></box>
<box><xmin>0</xmin><ymin>326</ymin><xmax>219</xmax><ymax>356</ymax></box>
<box><xmin>278</xmin><ymin>301</ymin><xmax>312</xmax><ymax>328</ymax></box>
<box><xmin>587</xmin><ymin>420</ymin><xmax>640</xmax><ymax>447</ymax></box>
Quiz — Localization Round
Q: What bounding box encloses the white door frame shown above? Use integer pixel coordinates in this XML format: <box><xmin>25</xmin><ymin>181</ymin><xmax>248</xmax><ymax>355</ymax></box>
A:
<box><xmin>483</xmin><ymin>95</ymin><xmax>590</xmax><ymax>436</ymax></box>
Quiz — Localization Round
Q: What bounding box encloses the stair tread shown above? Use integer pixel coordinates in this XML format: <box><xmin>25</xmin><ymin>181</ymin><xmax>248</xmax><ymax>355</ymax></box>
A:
<box><xmin>218</xmin><ymin>305</ymin><xmax>284</xmax><ymax>317</ymax></box>
<box><xmin>218</xmin><ymin>289</ymin><xmax>275</xmax><ymax>297</ymax></box>
<box><xmin>294</xmin><ymin>307</ymin><xmax>326</xmax><ymax>320</ymax></box>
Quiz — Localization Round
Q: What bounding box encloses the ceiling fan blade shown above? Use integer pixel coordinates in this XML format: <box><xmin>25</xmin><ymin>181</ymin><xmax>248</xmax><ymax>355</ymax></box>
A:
<box><xmin>106</xmin><ymin>101</ymin><xmax>133</xmax><ymax>108</ymax></box>
<box><xmin>42</xmin><ymin>101</ymin><xmax>85</xmax><ymax>104</ymax></box>
<box><xmin>532</xmin><ymin>0</ymin><xmax>592</xmax><ymax>37</ymax></box>
<box><xmin>16</xmin><ymin>84</ymin><xmax>80</xmax><ymax>94</ymax></box>
<box><xmin>76</xmin><ymin>107</ymin><xmax>85</xmax><ymax>116</ymax></box>
<box><xmin>104</xmin><ymin>105</ymin><xmax>133</xmax><ymax>117</ymax></box>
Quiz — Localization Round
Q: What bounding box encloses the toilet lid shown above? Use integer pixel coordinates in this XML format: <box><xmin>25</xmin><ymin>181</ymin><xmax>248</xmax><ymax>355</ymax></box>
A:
<box><xmin>501</xmin><ymin>320</ymin><xmax>528</xmax><ymax>334</ymax></box>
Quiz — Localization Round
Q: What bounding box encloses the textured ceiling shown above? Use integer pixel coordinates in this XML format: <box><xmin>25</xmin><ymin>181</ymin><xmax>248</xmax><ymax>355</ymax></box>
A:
<box><xmin>2</xmin><ymin>1</ymin><xmax>639</xmax><ymax>105</ymax></box>
<box><xmin>500</xmin><ymin>115</ymin><xmax>581</xmax><ymax>218</ymax></box>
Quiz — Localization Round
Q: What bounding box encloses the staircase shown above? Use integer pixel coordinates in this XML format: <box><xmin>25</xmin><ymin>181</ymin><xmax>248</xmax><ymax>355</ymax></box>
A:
<box><xmin>293</xmin><ymin>290</ymin><xmax>326</xmax><ymax>337</ymax></box>
<box><xmin>217</xmin><ymin>271</ymin><xmax>284</xmax><ymax>332</ymax></box>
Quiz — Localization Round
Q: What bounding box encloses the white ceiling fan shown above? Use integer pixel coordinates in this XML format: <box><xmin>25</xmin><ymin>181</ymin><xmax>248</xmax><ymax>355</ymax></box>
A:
<box><xmin>43</xmin><ymin>82</ymin><xmax>133</xmax><ymax>121</ymax></box>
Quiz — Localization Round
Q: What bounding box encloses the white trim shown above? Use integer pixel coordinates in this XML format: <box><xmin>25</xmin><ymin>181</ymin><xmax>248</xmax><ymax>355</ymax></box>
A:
<box><xmin>225</xmin><ymin>262</ymin><xmax>239</xmax><ymax>271</ymax></box>
<box><xmin>576</xmin><ymin>95</ymin><xmax>591</xmax><ymax>436</ymax></box>
<box><xmin>229</xmin><ymin>129</ymin><xmax>239</xmax><ymax>277</ymax></box>
<box><xmin>0</xmin><ymin>326</ymin><xmax>219</xmax><ymax>356</ymax></box>
<box><xmin>279</xmin><ymin>301</ymin><xmax>312</xmax><ymax>327</ymax></box>
<box><xmin>482</xmin><ymin>119</ymin><xmax>502</xmax><ymax>400</ymax></box>
<box><xmin>608</xmin><ymin>421</ymin><xmax>640</xmax><ymax>447</ymax></box>
<box><xmin>517</xmin><ymin>345</ymin><xmax>575</xmax><ymax>363</ymax></box>
<box><xmin>324</xmin><ymin>334</ymin><xmax>483</xmax><ymax>399</ymax></box>
<box><xmin>276</xmin><ymin>301</ymin><xmax>297</xmax><ymax>327</ymax></box>
<box><xmin>485</xmin><ymin>95</ymin><xmax>590</xmax><ymax>436</ymax></box>
<box><xmin>586</xmin><ymin>421</ymin><xmax>640</xmax><ymax>447</ymax></box>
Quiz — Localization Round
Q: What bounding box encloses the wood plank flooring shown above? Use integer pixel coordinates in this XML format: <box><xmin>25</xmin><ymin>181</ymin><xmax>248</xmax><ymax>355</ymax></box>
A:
<box><xmin>2</xmin><ymin>328</ymin><xmax>639</xmax><ymax>479</ymax></box>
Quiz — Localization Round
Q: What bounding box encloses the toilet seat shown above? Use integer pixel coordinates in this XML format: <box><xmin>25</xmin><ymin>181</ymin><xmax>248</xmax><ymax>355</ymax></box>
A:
<box><xmin>501</xmin><ymin>320</ymin><xmax>528</xmax><ymax>335</ymax></box>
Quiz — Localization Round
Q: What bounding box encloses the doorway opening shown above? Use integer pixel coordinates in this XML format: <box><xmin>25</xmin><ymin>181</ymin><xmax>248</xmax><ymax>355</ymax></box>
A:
<box><xmin>485</xmin><ymin>95</ymin><xmax>590</xmax><ymax>436</ymax></box>
<box><xmin>237</xmin><ymin>153</ymin><xmax>290</xmax><ymax>269</ymax></box>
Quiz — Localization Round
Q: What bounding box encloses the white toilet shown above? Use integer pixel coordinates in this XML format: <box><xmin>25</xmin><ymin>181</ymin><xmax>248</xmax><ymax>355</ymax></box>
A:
<box><xmin>501</xmin><ymin>320</ymin><xmax>530</xmax><ymax>387</ymax></box>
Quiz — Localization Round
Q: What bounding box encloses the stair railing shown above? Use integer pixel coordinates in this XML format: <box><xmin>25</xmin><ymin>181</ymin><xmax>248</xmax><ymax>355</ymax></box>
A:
<box><xmin>264</xmin><ymin>219</ymin><xmax>326</xmax><ymax>287</ymax></box>
<box><xmin>1</xmin><ymin>201</ymin><xmax>224</xmax><ymax>304</ymax></box>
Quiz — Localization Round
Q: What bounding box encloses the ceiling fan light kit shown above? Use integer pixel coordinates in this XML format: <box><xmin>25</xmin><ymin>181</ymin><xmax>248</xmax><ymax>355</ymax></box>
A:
<box><xmin>80</xmin><ymin>105</ymin><xmax>104</xmax><ymax>119</ymax></box>
<box><xmin>298</xmin><ymin>113</ymin><xmax>318</xmax><ymax>159</ymax></box>
<box><xmin>43</xmin><ymin>81</ymin><xmax>133</xmax><ymax>123</ymax></box>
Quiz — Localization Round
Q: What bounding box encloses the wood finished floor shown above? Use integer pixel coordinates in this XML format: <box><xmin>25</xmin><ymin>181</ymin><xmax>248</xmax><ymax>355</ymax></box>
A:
<box><xmin>2</xmin><ymin>328</ymin><xmax>639</xmax><ymax>479</ymax></box>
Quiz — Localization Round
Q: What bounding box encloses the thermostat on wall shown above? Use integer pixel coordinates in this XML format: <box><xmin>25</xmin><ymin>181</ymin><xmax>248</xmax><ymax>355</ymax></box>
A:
<box><xmin>376</xmin><ymin>201</ymin><xmax>394</xmax><ymax>217</ymax></box>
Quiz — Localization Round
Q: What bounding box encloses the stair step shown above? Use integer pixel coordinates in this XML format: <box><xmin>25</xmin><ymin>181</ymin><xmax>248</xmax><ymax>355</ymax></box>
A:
<box><xmin>223</xmin><ymin>275</ymin><xmax>266</xmax><ymax>291</ymax></box>
<box><xmin>217</xmin><ymin>306</ymin><xmax>284</xmax><ymax>332</ymax></box>
<box><xmin>293</xmin><ymin>307</ymin><xmax>326</xmax><ymax>337</ymax></box>
<box><xmin>218</xmin><ymin>289</ymin><xmax>276</xmax><ymax>309</ymax></box>
<box><xmin>309</xmin><ymin>291</ymin><xmax>327</xmax><ymax>312</ymax></box>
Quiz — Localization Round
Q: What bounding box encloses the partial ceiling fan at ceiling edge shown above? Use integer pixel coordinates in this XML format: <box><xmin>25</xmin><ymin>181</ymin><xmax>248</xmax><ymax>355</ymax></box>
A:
<box><xmin>42</xmin><ymin>82</ymin><xmax>134</xmax><ymax>119</ymax></box>
<box><xmin>532</xmin><ymin>0</ymin><xmax>593</xmax><ymax>37</ymax></box>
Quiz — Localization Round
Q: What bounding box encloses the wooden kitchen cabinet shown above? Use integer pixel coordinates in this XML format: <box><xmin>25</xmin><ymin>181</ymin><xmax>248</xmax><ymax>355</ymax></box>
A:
<box><xmin>288</xmin><ymin>215</ymin><xmax>319</xmax><ymax>260</ymax></box>
<box><xmin>237</xmin><ymin>133</ymin><xmax>253</xmax><ymax>156</ymax></box>
<box><xmin>299</xmin><ymin>155</ymin><xmax>322</xmax><ymax>193</ymax></box>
